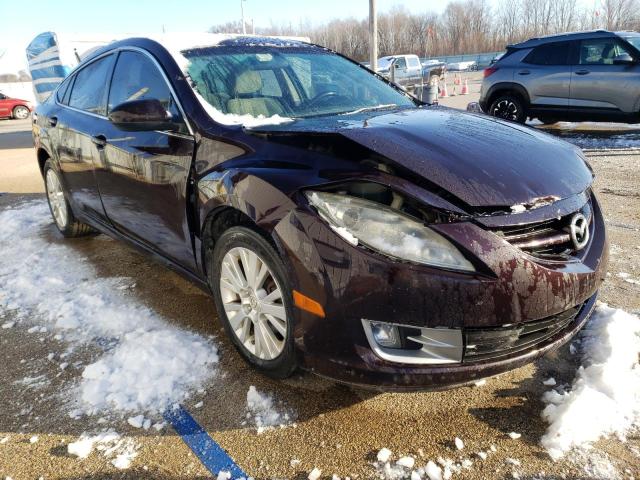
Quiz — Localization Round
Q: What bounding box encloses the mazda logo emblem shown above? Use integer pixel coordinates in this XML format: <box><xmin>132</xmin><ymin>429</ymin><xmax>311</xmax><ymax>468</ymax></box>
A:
<box><xmin>569</xmin><ymin>213</ymin><xmax>590</xmax><ymax>250</ymax></box>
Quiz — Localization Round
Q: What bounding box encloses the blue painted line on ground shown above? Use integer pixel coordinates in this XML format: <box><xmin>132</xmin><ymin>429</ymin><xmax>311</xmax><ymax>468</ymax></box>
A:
<box><xmin>164</xmin><ymin>405</ymin><xmax>247</xmax><ymax>479</ymax></box>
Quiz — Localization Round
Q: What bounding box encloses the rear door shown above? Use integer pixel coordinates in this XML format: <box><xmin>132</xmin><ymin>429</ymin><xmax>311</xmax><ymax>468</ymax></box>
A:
<box><xmin>59</xmin><ymin>53</ymin><xmax>116</xmax><ymax>222</ymax></box>
<box><xmin>569</xmin><ymin>37</ymin><xmax>640</xmax><ymax>112</ymax></box>
<box><xmin>96</xmin><ymin>50</ymin><xmax>196</xmax><ymax>270</ymax></box>
<box><xmin>519</xmin><ymin>41</ymin><xmax>572</xmax><ymax>107</ymax></box>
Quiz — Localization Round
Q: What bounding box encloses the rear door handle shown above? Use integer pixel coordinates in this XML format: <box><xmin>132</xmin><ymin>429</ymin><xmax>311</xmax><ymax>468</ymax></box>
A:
<box><xmin>91</xmin><ymin>134</ymin><xmax>107</xmax><ymax>149</ymax></box>
<box><xmin>517</xmin><ymin>70</ymin><xmax>530</xmax><ymax>75</ymax></box>
<box><xmin>575</xmin><ymin>70</ymin><xmax>590</xmax><ymax>75</ymax></box>
<box><xmin>48</xmin><ymin>116</ymin><xmax>57</xmax><ymax>127</ymax></box>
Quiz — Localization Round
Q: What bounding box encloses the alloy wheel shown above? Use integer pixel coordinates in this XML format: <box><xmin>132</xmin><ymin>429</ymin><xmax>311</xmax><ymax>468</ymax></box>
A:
<box><xmin>492</xmin><ymin>99</ymin><xmax>519</xmax><ymax>121</ymax></box>
<box><xmin>46</xmin><ymin>169</ymin><xmax>68</xmax><ymax>228</ymax></box>
<box><xmin>219</xmin><ymin>246</ymin><xmax>287</xmax><ymax>361</ymax></box>
<box><xmin>14</xmin><ymin>106</ymin><xmax>29</xmax><ymax>119</ymax></box>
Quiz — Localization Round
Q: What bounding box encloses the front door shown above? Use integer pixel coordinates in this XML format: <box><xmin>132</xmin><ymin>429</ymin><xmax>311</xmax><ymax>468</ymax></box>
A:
<box><xmin>392</xmin><ymin>57</ymin><xmax>409</xmax><ymax>88</ymax></box>
<box><xmin>570</xmin><ymin>37</ymin><xmax>639</xmax><ymax>112</ymax></box>
<box><xmin>95</xmin><ymin>50</ymin><xmax>196</xmax><ymax>270</ymax></box>
<box><xmin>0</xmin><ymin>93</ymin><xmax>10</xmax><ymax>117</ymax></box>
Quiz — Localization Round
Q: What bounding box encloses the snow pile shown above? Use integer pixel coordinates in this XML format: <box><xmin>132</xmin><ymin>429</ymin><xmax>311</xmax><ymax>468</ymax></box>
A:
<box><xmin>246</xmin><ymin>385</ymin><xmax>290</xmax><ymax>433</ymax></box>
<box><xmin>193</xmin><ymin>90</ymin><xmax>293</xmax><ymax>128</ymax></box>
<box><xmin>80</xmin><ymin>328</ymin><xmax>217</xmax><ymax>414</ymax></box>
<box><xmin>0</xmin><ymin>202</ymin><xmax>219</xmax><ymax>416</ymax></box>
<box><xmin>541</xmin><ymin>304</ymin><xmax>640</xmax><ymax>460</ymax></box>
<box><xmin>67</xmin><ymin>431</ymin><xmax>138</xmax><ymax>469</ymax></box>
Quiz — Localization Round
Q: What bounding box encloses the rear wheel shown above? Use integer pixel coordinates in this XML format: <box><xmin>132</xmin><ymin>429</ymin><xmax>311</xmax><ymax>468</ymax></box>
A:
<box><xmin>12</xmin><ymin>105</ymin><xmax>30</xmax><ymax>120</ymax></box>
<box><xmin>43</xmin><ymin>160</ymin><xmax>95</xmax><ymax>237</ymax></box>
<box><xmin>209</xmin><ymin>226</ymin><xmax>297</xmax><ymax>378</ymax></box>
<box><xmin>489</xmin><ymin>94</ymin><xmax>527</xmax><ymax>123</ymax></box>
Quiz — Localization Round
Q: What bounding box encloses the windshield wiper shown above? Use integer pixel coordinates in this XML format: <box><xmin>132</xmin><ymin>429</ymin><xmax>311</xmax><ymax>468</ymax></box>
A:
<box><xmin>338</xmin><ymin>104</ymin><xmax>398</xmax><ymax>116</ymax></box>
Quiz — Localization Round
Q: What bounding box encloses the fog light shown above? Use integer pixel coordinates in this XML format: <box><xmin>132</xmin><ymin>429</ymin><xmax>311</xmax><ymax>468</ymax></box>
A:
<box><xmin>370</xmin><ymin>321</ymin><xmax>401</xmax><ymax>348</ymax></box>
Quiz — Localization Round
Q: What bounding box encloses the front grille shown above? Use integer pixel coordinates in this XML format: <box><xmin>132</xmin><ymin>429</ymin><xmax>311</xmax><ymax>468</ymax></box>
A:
<box><xmin>462</xmin><ymin>304</ymin><xmax>582</xmax><ymax>363</ymax></box>
<box><xmin>495</xmin><ymin>201</ymin><xmax>593</xmax><ymax>260</ymax></box>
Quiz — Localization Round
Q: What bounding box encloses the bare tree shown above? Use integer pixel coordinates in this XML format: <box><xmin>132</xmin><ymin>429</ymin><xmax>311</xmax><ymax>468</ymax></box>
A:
<box><xmin>599</xmin><ymin>0</ymin><xmax>640</xmax><ymax>30</ymax></box>
<box><xmin>208</xmin><ymin>0</ymin><xmax>607</xmax><ymax>61</ymax></box>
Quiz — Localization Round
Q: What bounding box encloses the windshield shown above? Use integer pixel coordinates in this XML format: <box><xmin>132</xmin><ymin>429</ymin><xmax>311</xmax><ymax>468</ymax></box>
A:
<box><xmin>623</xmin><ymin>36</ymin><xmax>640</xmax><ymax>52</ymax></box>
<box><xmin>182</xmin><ymin>47</ymin><xmax>415</xmax><ymax>121</ymax></box>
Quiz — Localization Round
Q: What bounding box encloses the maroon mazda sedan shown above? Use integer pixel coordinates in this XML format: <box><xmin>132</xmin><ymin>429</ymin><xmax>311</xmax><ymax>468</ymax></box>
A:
<box><xmin>32</xmin><ymin>35</ymin><xmax>608</xmax><ymax>389</ymax></box>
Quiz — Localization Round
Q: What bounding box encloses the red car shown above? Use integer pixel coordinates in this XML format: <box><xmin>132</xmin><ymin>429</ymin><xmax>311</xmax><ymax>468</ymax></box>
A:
<box><xmin>0</xmin><ymin>92</ymin><xmax>33</xmax><ymax>119</ymax></box>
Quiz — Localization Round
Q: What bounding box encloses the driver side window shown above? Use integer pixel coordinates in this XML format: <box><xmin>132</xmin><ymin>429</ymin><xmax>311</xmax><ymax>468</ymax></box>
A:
<box><xmin>579</xmin><ymin>39</ymin><xmax>632</xmax><ymax>65</ymax></box>
<box><xmin>395</xmin><ymin>57</ymin><xmax>407</xmax><ymax>69</ymax></box>
<box><xmin>108</xmin><ymin>50</ymin><xmax>187</xmax><ymax>134</ymax></box>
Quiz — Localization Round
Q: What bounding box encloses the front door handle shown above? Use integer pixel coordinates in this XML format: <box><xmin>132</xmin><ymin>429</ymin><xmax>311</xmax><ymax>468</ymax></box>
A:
<box><xmin>48</xmin><ymin>116</ymin><xmax>58</xmax><ymax>127</ymax></box>
<box><xmin>575</xmin><ymin>70</ymin><xmax>590</xmax><ymax>75</ymax></box>
<box><xmin>518</xmin><ymin>70</ymin><xmax>530</xmax><ymax>75</ymax></box>
<box><xmin>91</xmin><ymin>134</ymin><xmax>107</xmax><ymax>149</ymax></box>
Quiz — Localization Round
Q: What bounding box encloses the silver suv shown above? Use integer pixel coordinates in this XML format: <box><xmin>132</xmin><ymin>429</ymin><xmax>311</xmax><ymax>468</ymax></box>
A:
<box><xmin>479</xmin><ymin>30</ymin><xmax>640</xmax><ymax>123</ymax></box>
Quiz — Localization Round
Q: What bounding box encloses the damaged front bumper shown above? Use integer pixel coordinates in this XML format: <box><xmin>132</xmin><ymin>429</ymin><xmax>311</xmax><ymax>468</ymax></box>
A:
<box><xmin>271</xmin><ymin>189</ymin><xmax>608</xmax><ymax>390</ymax></box>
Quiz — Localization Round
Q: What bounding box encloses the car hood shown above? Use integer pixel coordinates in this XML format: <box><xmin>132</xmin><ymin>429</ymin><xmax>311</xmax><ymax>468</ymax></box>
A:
<box><xmin>252</xmin><ymin>107</ymin><xmax>593</xmax><ymax>208</ymax></box>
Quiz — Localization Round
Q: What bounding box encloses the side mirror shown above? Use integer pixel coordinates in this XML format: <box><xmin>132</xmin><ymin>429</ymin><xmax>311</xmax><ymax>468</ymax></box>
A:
<box><xmin>613</xmin><ymin>53</ymin><xmax>634</xmax><ymax>65</ymax></box>
<box><xmin>108</xmin><ymin>99</ymin><xmax>174</xmax><ymax>131</ymax></box>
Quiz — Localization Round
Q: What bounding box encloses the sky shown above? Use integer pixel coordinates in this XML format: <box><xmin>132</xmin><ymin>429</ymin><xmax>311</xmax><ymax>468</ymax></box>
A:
<box><xmin>0</xmin><ymin>0</ymin><xmax>592</xmax><ymax>74</ymax></box>
<box><xmin>0</xmin><ymin>0</ymin><xmax>462</xmax><ymax>73</ymax></box>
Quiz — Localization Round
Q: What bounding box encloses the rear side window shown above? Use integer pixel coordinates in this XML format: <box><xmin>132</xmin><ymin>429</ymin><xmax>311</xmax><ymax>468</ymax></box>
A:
<box><xmin>68</xmin><ymin>55</ymin><xmax>115</xmax><ymax>115</ymax></box>
<box><xmin>107</xmin><ymin>50</ymin><xmax>187</xmax><ymax>133</ymax></box>
<box><xmin>56</xmin><ymin>75</ymin><xmax>73</xmax><ymax>104</ymax></box>
<box><xmin>408</xmin><ymin>56</ymin><xmax>420</xmax><ymax>68</ymax></box>
<box><xmin>524</xmin><ymin>42</ymin><xmax>570</xmax><ymax>65</ymax></box>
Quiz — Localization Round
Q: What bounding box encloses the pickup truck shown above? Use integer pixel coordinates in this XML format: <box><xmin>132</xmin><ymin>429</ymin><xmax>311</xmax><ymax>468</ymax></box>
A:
<box><xmin>376</xmin><ymin>54</ymin><xmax>433</xmax><ymax>92</ymax></box>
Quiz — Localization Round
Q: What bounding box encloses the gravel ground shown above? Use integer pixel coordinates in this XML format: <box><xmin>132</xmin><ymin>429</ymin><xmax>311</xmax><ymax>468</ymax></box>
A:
<box><xmin>0</xmin><ymin>117</ymin><xmax>639</xmax><ymax>480</ymax></box>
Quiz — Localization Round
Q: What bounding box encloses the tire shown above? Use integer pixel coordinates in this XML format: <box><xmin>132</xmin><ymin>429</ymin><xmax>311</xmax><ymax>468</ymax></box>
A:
<box><xmin>43</xmin><ymin>160</ymin><xmax>95</xmax><ymax>237</ymax></box>
<box><xmin>488</xmin><ymin>94</ymin><xmax>527</xmax><ymax>123</ymax></box>
<box><xmin>12</xmin><ymin>105</ymin><xmax>30</xmax><ymax>120</ymax></box>
<box><xmin>209</xmin><ymin>226</ymin><xmax>297</xmax><ymax>378</ymax></box>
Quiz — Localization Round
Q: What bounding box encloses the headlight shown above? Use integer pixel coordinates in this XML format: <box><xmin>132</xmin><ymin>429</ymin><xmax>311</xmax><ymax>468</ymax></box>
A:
<box><xmin>306</xmin><ymin>191</ymin><xmax>475</xmax><ymax>272</ymax></box>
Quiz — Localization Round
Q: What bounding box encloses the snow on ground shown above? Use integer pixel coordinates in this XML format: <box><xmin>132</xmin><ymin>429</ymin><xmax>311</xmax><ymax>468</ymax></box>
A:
<box><xmin>0</xmin><ymin>202</ymin><xmax>219</xmax><ymax>417</ymax></box>
<box><xmin>557</xmin><ymin>132</ymin><xmax>640</xmax><ymax>151</ymax></box>
<box><xmin>245</xmin><ymin>385</ymin><xmax>291</xmax><ymax>433</ymax></box>
<box><xmin>67</xmin><ymin>430</ymin><xmax>138</xmax><ymax>469</ymax></box>
<box><xmin>372</xmin><ymin>447</ymin><xmax>492</xmax><ymax>480</ymax></box>
<box><xmin>541</xmin><ymin>304</ymin><xmax>640</xmax><ymax>460</ymax></box>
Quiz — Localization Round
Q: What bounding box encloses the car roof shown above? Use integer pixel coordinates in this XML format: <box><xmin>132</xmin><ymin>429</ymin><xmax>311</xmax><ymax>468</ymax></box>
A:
<box><xmin>81</xmin><ymin>34</ymin><xmax>314</xmax><ymax>66</ymax></box>
<box><xmin>508</xmin><ymin>30</ymin><xmax>634</xmax><ymax>49</ymax></box>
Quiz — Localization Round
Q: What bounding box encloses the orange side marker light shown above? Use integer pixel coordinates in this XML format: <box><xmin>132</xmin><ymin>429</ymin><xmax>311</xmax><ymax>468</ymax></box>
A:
<box><xmin>293</xmin><ymin>290</ymin><xmax>326</xmax><ymax>318</ymax></box>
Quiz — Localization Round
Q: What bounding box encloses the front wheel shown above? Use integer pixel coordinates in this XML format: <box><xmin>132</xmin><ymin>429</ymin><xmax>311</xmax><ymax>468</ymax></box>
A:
<box><xmin>12</xmin><ymin>105</ymin><xmax>30</xmax><ymax>120</ymax></box>
<box><xmin>489</xmin><ymin>94</ymin><xmax>527</xmax><ymax>123</ymax></box>
<box><xmin>209</xmin><ymin>226</ymin><xmax>297</xmax><ymax>378</ymax></box>
<box><xmin>43</xmin><ymin>160</ymin><xmax>95</xmax><ymax>237</ymax></box>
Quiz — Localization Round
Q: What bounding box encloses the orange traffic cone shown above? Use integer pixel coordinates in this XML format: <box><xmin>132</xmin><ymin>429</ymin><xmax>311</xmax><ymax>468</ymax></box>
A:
<box><xmin>439</xmin><ymin>81</ymin><xmax>449</xmax><ymax>98</ymax></box>
<box><xmin>454</xmin><ymin>74</ymin><xmax>461</xmax><ymax>85</ymax></box>
<box><xmin>461</xmin><ymin>79</ymin><xmax>469</xmax><ymax>95</ymax></box>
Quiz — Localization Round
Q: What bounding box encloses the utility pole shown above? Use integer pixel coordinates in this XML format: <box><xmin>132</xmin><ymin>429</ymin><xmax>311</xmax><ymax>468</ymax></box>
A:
<box><xmin>240</xmin><ymin>0</ymin><xmax>247</xmax><ymax>34</ymax></box>
<box><xmin>369</xmin><ymin>0</ymin><xmax>378</xmax><ymax>71</ymax></box>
